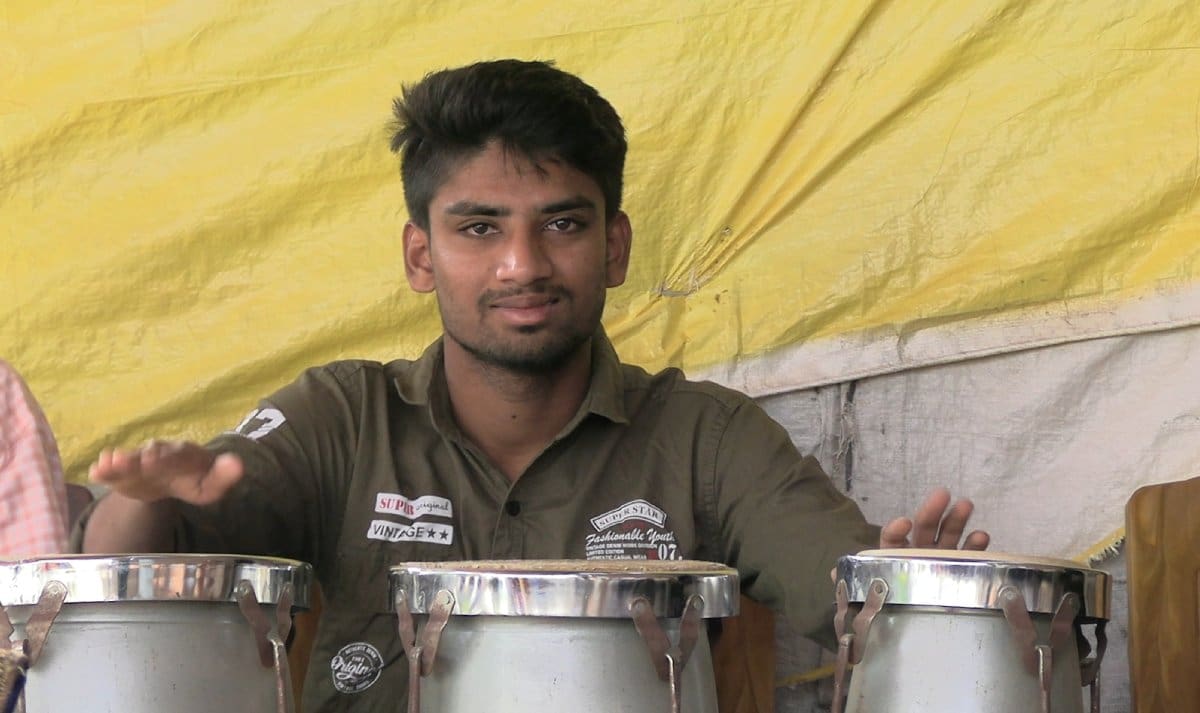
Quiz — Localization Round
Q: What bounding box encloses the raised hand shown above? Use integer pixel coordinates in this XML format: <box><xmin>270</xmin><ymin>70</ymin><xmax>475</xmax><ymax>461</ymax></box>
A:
<box><xmin>878</xmin><ymin>487</ymin><xmax>990</xmax><ymax>550</ymax></box>
<box><xmin>89</xmin><ymin>440</ymin><xmax>243</xmax><ymax>506</ymax></box>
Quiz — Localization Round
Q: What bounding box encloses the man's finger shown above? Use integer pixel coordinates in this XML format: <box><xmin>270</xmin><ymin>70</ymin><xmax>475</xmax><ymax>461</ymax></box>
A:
<box><xmin>934</xmin><ymin>499</ymin><xmax>974</xmax><ymax>548</ymax></box>
<box><xmin>879</xmin><ymin>517</ymin><xmax>913</xmax><ymax>548</ymax></box>
<box><xmin>88</xmin><ymin>449</ymin><xmax>114</xmax><ymax>482</ymax></box>
<box><xmin>910</xmin><ymin>487</ymin><xmax>951</xmax><ymax>547</ymax></box>
<box><xmin>204</xmin><ymin>453</ymin><xmax>245</xmax><ymax>499</ymax></box>
<box><xmin>95</xmin><ymin>448</ymin><xmax>141</xmax><ymax>483</ymax></box>
<box><xmin>170</xmin><ymin>452</ymin><xmax>244</xmax><ymax>506</ymax></box>
<box><xmin>963</xmin><ymin>530</ymin><xmax>990</xmax><ymax>551</ymax></box>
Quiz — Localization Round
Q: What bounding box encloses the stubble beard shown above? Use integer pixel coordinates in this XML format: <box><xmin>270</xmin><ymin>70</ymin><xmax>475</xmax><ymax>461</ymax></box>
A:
<box><xmin>443</xmin><ymin>287</ymin><xmax>605</xmax><ymax>376</ymax></box>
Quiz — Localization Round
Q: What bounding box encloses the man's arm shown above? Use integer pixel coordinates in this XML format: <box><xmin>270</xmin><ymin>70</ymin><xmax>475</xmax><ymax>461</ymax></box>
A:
<box><xmin>81</xmin><ymin>441</ymin><xmax>243</xmax><ymax>553</ymax></box>
<box><xmin>706</xmin><ymin>400</ymin><xmax>989</xmax><ymax>646</ymax></box>
<box><xmin>81</xmin><ymin>495</ymin><xmax>179</xmax><ymax>553</ymax></box>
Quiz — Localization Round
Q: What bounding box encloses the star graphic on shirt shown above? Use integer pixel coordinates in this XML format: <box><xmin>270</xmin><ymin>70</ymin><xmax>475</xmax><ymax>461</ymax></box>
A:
<box><xmin>438</xmin><ymin>530</ymin><xmax>449</xmax><ymax>541</ymax></box>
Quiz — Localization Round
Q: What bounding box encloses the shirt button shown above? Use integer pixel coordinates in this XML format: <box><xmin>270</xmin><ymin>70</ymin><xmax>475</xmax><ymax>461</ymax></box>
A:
<box><xmin>505</xmin><ymin>500</ymin><xmax>521</xmax><ymax>516</ymax></box>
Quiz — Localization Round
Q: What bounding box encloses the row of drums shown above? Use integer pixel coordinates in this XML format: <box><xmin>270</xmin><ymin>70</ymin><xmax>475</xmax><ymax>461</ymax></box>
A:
<box><xmin>0</xmin><ymin>550</ymin><xmax>1110</xmax><ymax>713</ymax></box>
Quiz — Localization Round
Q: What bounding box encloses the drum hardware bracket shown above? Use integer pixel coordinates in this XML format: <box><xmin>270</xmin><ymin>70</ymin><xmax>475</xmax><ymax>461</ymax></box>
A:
<box><xmin>830</xmin><ymin>578</ymin><xmax>888</xmax><ymax>713</ymax></box>
<box><xmin>832</xmin><ymin>580</ymin><xmax>852</xmax><ymax>713</ymax></box>
<box><xmin>999</xmin><ymin>587</ymin><xmax>1080</xmax><ymax>713</ymax></box>
<box><xmin>0</xmin><ymin>642</ymin><xmax>29</xmax><ymax>713</ymax></box>
<box><xmin>0</xmin><ymin>606</ymin><xmax>21</xmax><ymax>712</ymax></box>
<box><xmin>630</xmin><ymin>594</ymin><xmax>703</xmax><ymax>681</ymax></box>
<box><xmin>1078</xmin><ymin>620</ymin><xmax>1107</xmax><ymax>713</ymax></box>
<box><xmin>630</xmin><ymin>593</ymin><xmax>703</xmax><ymax>713</ymax></box>
<box><xmin>850</xmin><ymin>578</ymin><xmax>887</xmax><ymax>664</ymax></box>
<box><xmin>22</xmin><ymin>581</ymin><xmax>66</xmax><ymax>670</ymax></box>
<box><xmin>235</xmin><ymin>580</ymin><xmax>296</xmax><ymax>713</ymax></box>
<box><xmin>0</xmin><ymin>581</ymin><xmax>66</xmax><ymax>713</ymax></box>
<box><xmin>394</xmin><ymin>588</ymin><xmax>455</xmax><ymax>713</ymax></box>
<box><xmin>395</xmin><ymin>589</ymin><xmax>454</xmax><ymax>677</ymax></box>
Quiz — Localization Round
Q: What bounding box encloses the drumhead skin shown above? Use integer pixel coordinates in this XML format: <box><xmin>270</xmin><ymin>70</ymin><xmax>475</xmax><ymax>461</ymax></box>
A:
<box><xmin>0</xmin><ymin>554</ymin><xmax>312</xmax><ymax>608</ymax></box>
<box><xmin>390</xmin><ymin>559</ymin><xmax>739</xmax><ymax>618</ymax></box>
<box><xmin>837</xmin><ymin>549</ymin><xmax>1110</xmax><ymax>620</ymax></box>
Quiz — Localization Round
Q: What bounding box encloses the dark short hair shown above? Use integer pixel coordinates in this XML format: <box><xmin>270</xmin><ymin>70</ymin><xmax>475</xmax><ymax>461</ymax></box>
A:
<box><xmin>390</xmin><ymin>59</ymin><xmax>627</xmax><ymax>230</ymax></box>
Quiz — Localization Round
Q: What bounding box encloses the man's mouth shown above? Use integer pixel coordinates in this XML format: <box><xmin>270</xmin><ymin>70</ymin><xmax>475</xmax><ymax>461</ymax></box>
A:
<box><xmin>487</xmin><ymin>290</ymin><xmax>565</xmax><ymax>326</ymax></box>
<box><xmin>490</xmin><ymin>294</ymin><xmax>559</xmax><ymax>309</ymax></box>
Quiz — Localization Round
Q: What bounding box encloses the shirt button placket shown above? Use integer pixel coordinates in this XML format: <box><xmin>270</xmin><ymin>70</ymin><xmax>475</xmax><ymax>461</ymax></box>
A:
<box><xmin>491</xmin><ymin>489</ymin><xmax>526</xmax><ymax>558</ymax></box>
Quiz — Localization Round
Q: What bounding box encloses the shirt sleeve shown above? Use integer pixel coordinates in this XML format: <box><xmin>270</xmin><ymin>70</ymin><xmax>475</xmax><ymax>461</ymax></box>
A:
<box><xmin>0</xmin><ymin>362</ymin><xmax>69</xmax><ymax>557</ymax></box>
<box><xmin>163</xmin><ymin>363</ymin><xmax>362</xmax><ymax>568</ymax></box>
<box><xmin>705</xmin><ymin>399</ymin><xmax>880</xmax><ymax>649</ymax></box>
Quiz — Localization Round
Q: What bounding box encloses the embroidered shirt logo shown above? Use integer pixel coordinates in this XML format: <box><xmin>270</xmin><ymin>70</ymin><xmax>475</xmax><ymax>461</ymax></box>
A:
<box><xmin>330</xmin><ymin>641</ymin><xmax>384</xmax><ymax>694</ymax></box>
<box><xmin>375</xmin><ymin>493</ymin><xmax>453</xmax><ymax>519</ymax></box>
<box><xmin>590</xmin><ymin>499</ymin><xmax>667</xmax><ymax>531</ymax></box>
<box><xmin>586</xmin><ymin>499</ymin><xmax>680</xmax><ymax>561</ymax></box>
<box><xmin>230</xmin><ymin>407</ymin><xmax>286</xmax><ymax>440</ymax></box>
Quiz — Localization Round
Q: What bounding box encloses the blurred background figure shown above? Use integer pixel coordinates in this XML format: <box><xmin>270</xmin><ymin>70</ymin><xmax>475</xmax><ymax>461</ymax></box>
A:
<box><xmin>0</xmin><ymin>359</ymin><xmax>69</xmax><ymax>557</ymax></box>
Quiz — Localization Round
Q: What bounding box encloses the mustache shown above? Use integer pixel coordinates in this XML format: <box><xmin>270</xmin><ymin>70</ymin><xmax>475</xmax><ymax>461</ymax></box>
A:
<box><xmin>478</xmin><ymin>285</ymin><xmax>570</xmax><ymax>307</ymax></box>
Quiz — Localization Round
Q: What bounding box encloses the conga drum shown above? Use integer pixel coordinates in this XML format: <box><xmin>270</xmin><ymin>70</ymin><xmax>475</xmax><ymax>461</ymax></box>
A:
<box><xmin>389</xmin><ymin>560</ymin><xmax>739</xmax><ymax>713</ymax></box>
<box><xmin>831</xmin><ymin>549</ymin><xmax>1111</xmax><ymax>713</ymax></box>
<box><xmin>0</xmin><ymin>555</ymin><xmax>312</xmax><ymax>713</ymax></box>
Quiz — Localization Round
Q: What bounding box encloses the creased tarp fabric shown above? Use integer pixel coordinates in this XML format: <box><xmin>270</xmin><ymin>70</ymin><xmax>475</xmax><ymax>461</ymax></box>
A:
<box><xmin>2</xmin><ymin>0</ymin><xmax>1197</xmax><ymax>480</ymax></box>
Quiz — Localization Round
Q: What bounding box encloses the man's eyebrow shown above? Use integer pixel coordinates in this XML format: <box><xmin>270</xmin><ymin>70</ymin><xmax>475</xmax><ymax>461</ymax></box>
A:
<box><xmin>444</xmin><ymin>201</ymin><xmax>510</xmax><ymax>217</ymax></box>
<box><xmin>540</xmin><ymin>196</ymin><xmax>596</xmax><ymax>214</ymax></box>
<box><xmin>443</xmin><ymin>197</ymin><xmax>597</xmax><ymax>217</ymax></box>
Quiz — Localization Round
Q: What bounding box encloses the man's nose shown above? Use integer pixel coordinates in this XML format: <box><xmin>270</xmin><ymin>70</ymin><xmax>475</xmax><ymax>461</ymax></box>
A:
<box><xmin>496</xmin><ymin>229</ymin><xmax>553</xmax><ymax>283</ymax></box>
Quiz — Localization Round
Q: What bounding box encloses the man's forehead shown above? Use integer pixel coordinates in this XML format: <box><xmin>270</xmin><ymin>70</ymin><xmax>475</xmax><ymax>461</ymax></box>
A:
<box><xmin>442</xmin><ymin>195</ymin><xmax>598</xmax><ymax>217</ymax></box>
<box><xmin>430</xmin><ymin>145</ymin><xmax>604</xmax><ymax>213</ymax></box>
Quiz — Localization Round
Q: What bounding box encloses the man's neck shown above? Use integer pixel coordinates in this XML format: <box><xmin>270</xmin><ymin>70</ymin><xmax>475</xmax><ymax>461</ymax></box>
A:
<box><xmin>442</xmin><ymin>338</ymin><xmax>593</xmax><ymax>482</ymax></box>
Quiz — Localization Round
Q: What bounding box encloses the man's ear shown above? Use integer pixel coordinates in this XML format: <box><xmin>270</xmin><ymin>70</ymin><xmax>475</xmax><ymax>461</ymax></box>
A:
<box><xmin>605</xmin><ymin>211</ymin><xmax>632</xmax><ymax>288</ymax></box>
<box><xmin>403</xmin><ymin>221</ymin><xmax>435</xmax><ymax>293</ymax></box>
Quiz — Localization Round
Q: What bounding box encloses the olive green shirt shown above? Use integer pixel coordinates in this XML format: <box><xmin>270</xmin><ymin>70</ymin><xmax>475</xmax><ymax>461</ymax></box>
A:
<box><xmin>111</xmin><ymin>333</ymin><xmax>877</xmax><ymax>711</ymax></box>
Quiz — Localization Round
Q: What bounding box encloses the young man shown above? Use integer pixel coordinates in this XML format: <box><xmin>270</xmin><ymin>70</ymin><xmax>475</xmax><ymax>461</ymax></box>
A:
<box><xmin>82</xmin><ymin>60</ymin><xmax>987</xmax><ymax>711</ymax></box>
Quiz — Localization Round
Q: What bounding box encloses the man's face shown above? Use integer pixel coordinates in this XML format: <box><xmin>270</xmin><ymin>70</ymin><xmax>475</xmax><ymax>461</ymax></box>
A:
<box><xmin>403</xmin><ymin>141</ymin><xmax>631</xmax><ymax>373</ymax></box>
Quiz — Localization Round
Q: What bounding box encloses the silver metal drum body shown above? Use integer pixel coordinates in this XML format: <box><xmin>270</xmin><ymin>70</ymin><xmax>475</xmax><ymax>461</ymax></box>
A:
<box><xmin>836</xmin><ymin>549</ymin><xmax>1111</xmax><ymax>713</ymax></box>
<box><xmin>0</xmin><ymin>555</ymin><xmax>312</xmax><ymax>713</ymax></box>
<box><xmin>390</xmin><ymin>560</ymin><xmax>739</xmax><ymax>713</ymax></box>
<box><xmin>8</xmin><ymin>600</ymin><xmax>280</xmax><ymax>712</ymax></box>
<box><xmin>847</xmin><ymin>606</ymin><xmax>1082</xmax><ymax>712</ymax></box>
<box><xmin>422</xmin><ymin>614</ymin><xmax>716</xmax><ymax>712</ymax></box>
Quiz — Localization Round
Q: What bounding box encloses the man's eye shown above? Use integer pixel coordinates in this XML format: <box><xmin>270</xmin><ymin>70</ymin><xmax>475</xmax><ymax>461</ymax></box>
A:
<box><xmin>464</xmin><ymin>223</ymin><xmax>495</xmax><ymax>236</ymax></box>
<box><xmin>547</xmin><ymin>217</ymin><xmax>581</xmax><ymax>232</ymax></box>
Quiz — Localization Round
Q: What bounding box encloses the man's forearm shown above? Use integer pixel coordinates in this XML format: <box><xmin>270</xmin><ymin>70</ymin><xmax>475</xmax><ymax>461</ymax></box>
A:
<box><xmin>81</xmin><ymin>494</ymin><xmax>181</xmax><ymax>553</ymax></box>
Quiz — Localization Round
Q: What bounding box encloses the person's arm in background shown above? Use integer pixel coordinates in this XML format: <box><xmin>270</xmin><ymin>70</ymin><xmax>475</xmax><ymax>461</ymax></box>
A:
<box><xmin>0</xmin><ymin>359</ymin><xmax>70</xmax><ymax>557</ymax></box>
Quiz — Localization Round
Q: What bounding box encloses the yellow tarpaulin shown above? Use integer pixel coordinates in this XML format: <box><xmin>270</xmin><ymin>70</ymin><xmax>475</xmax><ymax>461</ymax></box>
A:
<box><xmin>3</xmin><ymin>0</ymin><xmax>1198</xmax><ymax>480</ymax></box>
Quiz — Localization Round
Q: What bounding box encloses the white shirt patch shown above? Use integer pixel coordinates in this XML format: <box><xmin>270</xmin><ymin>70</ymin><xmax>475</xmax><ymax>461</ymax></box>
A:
<box><xmin>366</xmin><ymin>519</ymin><xmax>454</xmax><ymax>545</ymax></box>
<box><xmin>590</xmin><ymin>499</ymin><xmax>668</xmax><ymax>531</ymax></box>
<box><xmin>374</xmin><ymin>492</ymin><xmax>453</xmax><ymax>520</ymax></box>
<box><xmin>586</xmin><ymin>499</ymin><xmax>679</xmax><ymax>561</ymax></box>
<box><xmin>231</xmin><ymin>407</ymin><xmax>287</xmax><ymax>440</ymax></box>
<box><xmin>330</xmin><ymin>641</ymin><xmax>384</xmax><ymax>694</ymax></box>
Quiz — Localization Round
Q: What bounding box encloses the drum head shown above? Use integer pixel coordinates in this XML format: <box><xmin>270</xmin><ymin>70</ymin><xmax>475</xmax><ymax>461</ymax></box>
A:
<box><xmin>0</xmin><ymin>554</ymin><xmax>313</xmax><ymax>608</ymax></box>
<box><xmin>390</xmin><ymin>559</ymin><xmax>738</xmax><ymax>618</ymax></box>
<box><xmin>837</xmin><ymin>549</ymin><xmax>1110</xmax><ymax>620</ymax></box>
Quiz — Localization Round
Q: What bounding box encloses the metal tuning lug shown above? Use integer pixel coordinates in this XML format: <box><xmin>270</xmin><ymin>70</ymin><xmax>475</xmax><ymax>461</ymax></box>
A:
<box><xmin>631</xmin><ymin>593</ymin><xmax>704</xmax><ymax>713</ymax></box>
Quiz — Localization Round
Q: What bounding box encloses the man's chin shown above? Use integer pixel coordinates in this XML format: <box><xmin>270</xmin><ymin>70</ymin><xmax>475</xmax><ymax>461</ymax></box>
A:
<box><xmin>460</xmin><ymin>333</ymin><xmax>590</xmax><ymax>374</ymax></box>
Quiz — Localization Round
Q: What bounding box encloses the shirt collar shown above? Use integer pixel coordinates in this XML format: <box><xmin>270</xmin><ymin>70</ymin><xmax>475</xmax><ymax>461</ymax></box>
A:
<box><xmin>581</xmin><ymin>328</ymin><xmax>629</xmax><ymax>425</ymax></box>
<box><xmin>391</xmin><ymin>329</ymin><xmax>630</xmax><ymax>429</ymax></box>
